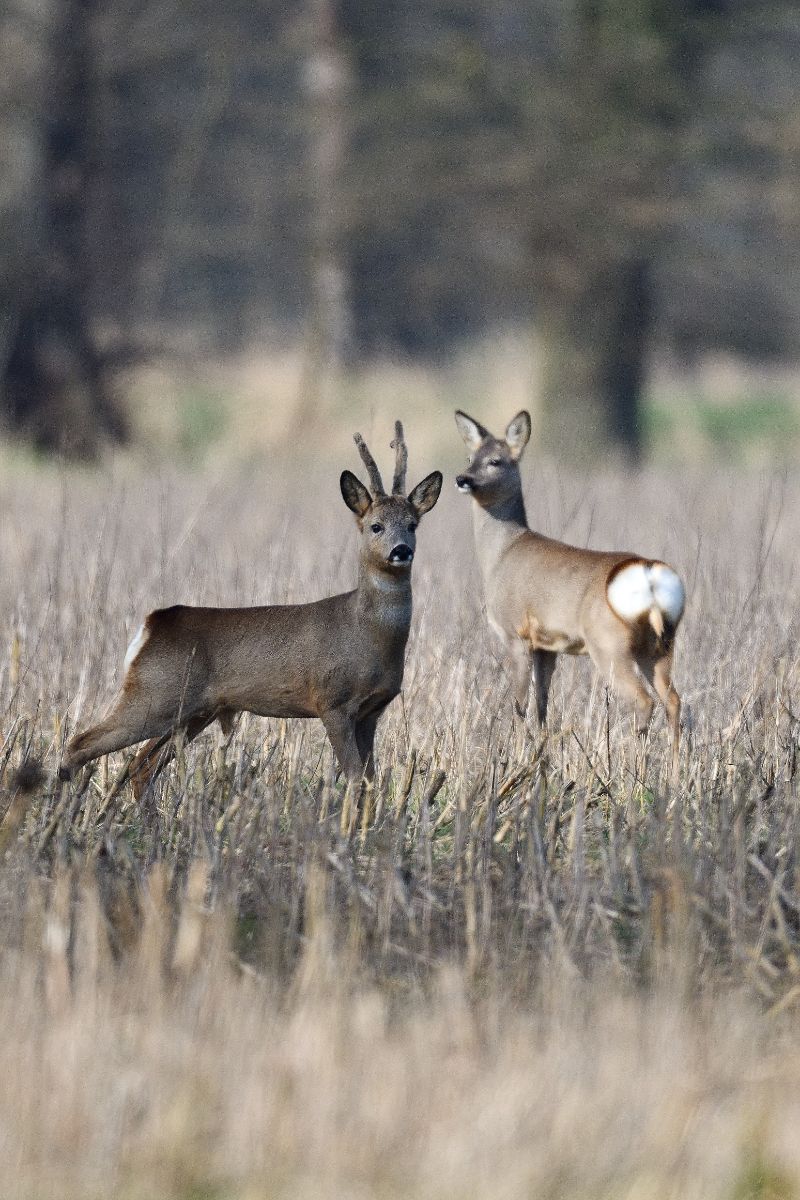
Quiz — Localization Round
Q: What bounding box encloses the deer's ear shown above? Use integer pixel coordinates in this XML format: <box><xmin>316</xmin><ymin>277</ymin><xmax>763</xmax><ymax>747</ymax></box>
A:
<box><xmin>340</xmin><ymin>470</ymin><xmax>372</xmax><ymax>517</ymax></box>
<box><xmin>454</xmin><ymin>410</ymin><xmax>489</xmax><ymax>452</ymax></box>
<box><xmin>408</xmin><ymin>471</ymin><xmax>443</xmax><ymax>517</ymax></box>
<box><xmin>505</xmin><ymin>410</ymin><xmax>531</xmax><ymax>460</ymax></box>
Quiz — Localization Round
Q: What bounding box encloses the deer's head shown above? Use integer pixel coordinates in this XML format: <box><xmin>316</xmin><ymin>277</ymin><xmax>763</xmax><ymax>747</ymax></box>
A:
<box><xmin>341</xmin><ymin>421</ymin><xmax>442</xmax><ymax>575</ymax></box>
<box><xmin>454</xmin><ymin>410</ymin><xmax>531</xmax><ymax>506</ymax></box>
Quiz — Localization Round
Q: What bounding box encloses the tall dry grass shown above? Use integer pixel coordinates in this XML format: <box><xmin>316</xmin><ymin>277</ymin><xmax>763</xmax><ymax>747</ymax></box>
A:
<box><xmin>0</xmin><ymin>451</ymin><xmax>799</xmax><ymax>1197</ymax></box>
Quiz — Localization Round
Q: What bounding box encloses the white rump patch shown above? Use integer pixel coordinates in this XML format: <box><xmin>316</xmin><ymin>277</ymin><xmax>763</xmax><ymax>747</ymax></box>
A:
<box><xmin>123</xmin><ymin>622</ymin><xmax>148</xmax><ymax>672</ymax></box>
<box><xmin>607</xmin><ymin>561</ymin><xmax>685</xmax><ymax>626</ymax></box>
<box><xmin>607</xmin><ymin>563</ymin><xmax>652</xmax><ymax>621</ymax></box>
<box><xmin>649</xmin><ymin>562</ymin><xmax>685</xmax><ymax>625</ymax></box>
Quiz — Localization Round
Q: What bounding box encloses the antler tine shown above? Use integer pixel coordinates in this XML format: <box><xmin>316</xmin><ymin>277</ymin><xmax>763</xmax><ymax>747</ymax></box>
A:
<box><xmin>353</xmin><ymin>433</ymin><xmax>385</xmax><ymax>495</ymax></box>
<box><xmin>391</xmin><ymin>420</ymin><xmax>408</xmax><ymax>494</ymax></box>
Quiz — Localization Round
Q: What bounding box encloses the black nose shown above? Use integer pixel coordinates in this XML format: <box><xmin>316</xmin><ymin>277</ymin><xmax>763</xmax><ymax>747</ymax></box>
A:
<box><xmin>389</xmin><ymin>544</ymin><xmax>413</xmax><ymax>563</ymax></box>
<box><xmin>456</xmin><ymin>474</ymin><xmax>474</xmax><ymax>492</ymax></box>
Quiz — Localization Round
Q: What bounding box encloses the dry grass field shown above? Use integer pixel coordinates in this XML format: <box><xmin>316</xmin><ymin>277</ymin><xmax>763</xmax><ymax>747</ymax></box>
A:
<box><xmin>0</xmin><ymin>441</ymin><xmax>799</xmax><ymax>1199</ymax></box>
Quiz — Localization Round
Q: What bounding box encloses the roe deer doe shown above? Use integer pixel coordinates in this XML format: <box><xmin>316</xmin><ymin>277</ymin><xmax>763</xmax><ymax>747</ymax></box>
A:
<box><xmin>455</xmin><ymin>410</ymin><xmax>685</xmax><ymax>771</ymax></box>
<box><xmin>60</xmin><ymin>423</ymin><xmax>442</xmax><ymax>801</ymax></box>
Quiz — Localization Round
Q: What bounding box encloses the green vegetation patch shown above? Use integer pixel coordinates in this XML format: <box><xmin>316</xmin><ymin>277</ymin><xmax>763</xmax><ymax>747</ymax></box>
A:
<box><xmin>648</xmin><ymin>388</ymin><xmax>800</xmax><ymax>461</ymax></box>
<box><xmin>177</xmin><ymin>387</ymin><xmax>229</xmax><ymax>462</ymax></box>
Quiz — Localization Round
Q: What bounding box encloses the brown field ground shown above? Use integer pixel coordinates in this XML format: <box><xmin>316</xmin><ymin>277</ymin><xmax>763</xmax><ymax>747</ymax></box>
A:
<box><xmin>0</xmin><ymin>444</ymin><xmax>799</xmax><ymax>1199</ymax></box>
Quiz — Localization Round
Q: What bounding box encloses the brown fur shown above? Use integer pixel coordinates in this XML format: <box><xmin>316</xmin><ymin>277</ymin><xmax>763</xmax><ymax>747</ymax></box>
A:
<box><xmin>455</xmin><ymin>409</ymin><xmax>684</xmax><ymax>774</ymax></box>
<box><xmin>60</xmin><ymin>426</ymin><xmax>442</xmax><ymax>796</ymax></box>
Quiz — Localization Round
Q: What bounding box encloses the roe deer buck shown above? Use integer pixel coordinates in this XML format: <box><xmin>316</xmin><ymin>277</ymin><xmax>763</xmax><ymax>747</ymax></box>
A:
<box><xmin>60</xmin><ymin>423</ymin><xmax>442</xmax><ymax>802</ymax></box>
<box><xmin>455</xmin><ymin>410</ymin><xmax>685</xmax><ymax>771</ymax></box>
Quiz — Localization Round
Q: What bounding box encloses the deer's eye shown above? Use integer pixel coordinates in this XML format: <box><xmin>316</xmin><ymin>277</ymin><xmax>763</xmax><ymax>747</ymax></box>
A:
<box><xmin>407</xmin><ymin>522</ymin><xmax>417</xmax><ymax>533</ymax></box>
<box><xmin>488</xmin><ymin>458</ymin><xmax>502</xmax><ymax>467</ymax></box>
<box><xmin>370</xmin><ymin>523</ymin><xmax>383</xmax><ymax>534</ymax></box>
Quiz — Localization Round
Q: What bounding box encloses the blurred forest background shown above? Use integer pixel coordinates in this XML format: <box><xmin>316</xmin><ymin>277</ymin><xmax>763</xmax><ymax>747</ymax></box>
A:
<box><xmin>2</xmin><ymin>0</ymin><xmax>800</xmax><ymax>463</ymax></box>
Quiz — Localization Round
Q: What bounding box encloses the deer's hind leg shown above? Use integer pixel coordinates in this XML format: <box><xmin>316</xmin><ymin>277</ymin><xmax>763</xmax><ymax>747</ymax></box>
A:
<box><xmin>636</xmin><ymin>642</ymin><xmax>681</xmax><ymax>777</ymax></box>
<box><xmin>61</xmin><ymin>667</ymin><xmax>211</xmax><ymax>780</ymax></box>
<box><xmin>61</xmin><ymin>690</ymin><xmax>179</xmax><ymax>779</ymax></box>
<box><xmin>587</xmin><ymin>640</ymin><xmax>655</xmax><ymax>736</ymax></box>
<box><xmin>128</xmin><ymin>709</ymin><xmax>232</xmax><ymax>799</ymax></box>
<box><xmin>61</xmin><ymin>632</ymin><xmax>213</xmax><ymax>780</ymax></box>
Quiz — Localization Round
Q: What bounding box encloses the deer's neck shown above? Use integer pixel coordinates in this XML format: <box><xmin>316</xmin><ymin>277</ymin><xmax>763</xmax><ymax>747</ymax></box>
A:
<box><xmin>471</xmin><ymin>491</ymin><xmax>529</xmax><ymax>581</ymax></box>
<box><xmin>356</xmin><ymin>564</ymin><xmax>413</xmax><ymax>639</ymax></box>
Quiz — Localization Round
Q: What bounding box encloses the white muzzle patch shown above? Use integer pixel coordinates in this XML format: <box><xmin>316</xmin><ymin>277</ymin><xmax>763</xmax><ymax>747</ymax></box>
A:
<box><xmin>606</xmin><ymin>561</ymin><xmax>685</xmax><ymax>626</ymax></box>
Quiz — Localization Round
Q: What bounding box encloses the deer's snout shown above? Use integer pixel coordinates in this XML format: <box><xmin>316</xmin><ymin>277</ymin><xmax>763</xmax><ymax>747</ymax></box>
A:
<box><xmin>388</xmin><ymin>543</ymin><xmax>413</xmax><ymax>564</ymax></box>
<box><xmin>456</xmin><ymin>474</ymin><xmax>474</xmax><ymax>493</ymax></box>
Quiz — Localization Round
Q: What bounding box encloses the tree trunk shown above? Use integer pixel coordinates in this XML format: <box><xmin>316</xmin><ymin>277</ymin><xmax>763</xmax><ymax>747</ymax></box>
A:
<box><xmin>298</xmin><ymin>0</ymin><xmax>354</xmax><ymax>422</ymax></box>
<box><xmin>1</xmin><ymin>0</ymin><xmax>127</xmax><ymax>459</ymax></box>
<box><xmin>0</xmin><ymin>0</ymin><xmax>51</xmax><ymax>436</ymax></box>
<box><xmin>537</xmin><ymin>257</ymin><xmax>650</xmax><ymax>463</ymax></box>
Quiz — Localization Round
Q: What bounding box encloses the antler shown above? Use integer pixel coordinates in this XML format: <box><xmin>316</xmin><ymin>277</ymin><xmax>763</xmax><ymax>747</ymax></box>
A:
<box><xmin>391</xmin><ymin>420</ymin><xmax>408</xmax><ymax>495</ymax></box>
<box><xmin>353</xmin><ymin>433</ymin><xmax>385</xmax><ymax>495</ymax></box>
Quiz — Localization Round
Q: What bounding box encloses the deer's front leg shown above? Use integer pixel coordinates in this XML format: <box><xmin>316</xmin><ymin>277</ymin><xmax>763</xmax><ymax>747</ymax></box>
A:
<box><xmin>321</xmin><ymin>708</ymin><xmax>364</xmax><ymax>786</ymax></box>
<box><xmin>507</xmin><ymin>638</ymin><xmax>535</xmax><ymax>720</ymax></box>
<box><xmin>322</xmin><ymin>707</ymin><xmax>367</xmax><ymax>837</ymax></box>
<box><xmin>354</xmin><ymin>711</ymin><xmax>382</xmax><ymax>783</ymax></box>
<box><xmin>532</xmin><ymin>649</ymin><xmax>557</xmax><ymax>727</ymax></box>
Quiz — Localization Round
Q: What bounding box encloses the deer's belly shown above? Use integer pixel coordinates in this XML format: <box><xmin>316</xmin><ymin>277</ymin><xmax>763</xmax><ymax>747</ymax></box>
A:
<box><xmin>357</xmin><ymin>688</ymin><xmax>398</xmax><ymax>720</ymax></box>
<box><xmin>219</xmin><ymin>679</ymin><xmax>317</xmax><ymax>719</ymax></box>
<box><xmin>517</xmin><ymin>613</ymin><xmax>586</xmax><ymax>655</ymax></box>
